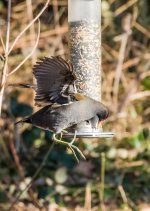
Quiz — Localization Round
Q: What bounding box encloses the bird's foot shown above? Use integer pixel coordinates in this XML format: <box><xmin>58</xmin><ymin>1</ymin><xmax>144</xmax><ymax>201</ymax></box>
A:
<box><xmin>52</xmin><ymin>132</ymin><xmax>85</xmax><ymax>163</ymax></box>
<box><xmin>68</xmin><ymin>130</ymin><xmax>85</xmax><ymax>161</ymax></box>
<box><xmin>70</xmin><ymin>130</ymin><xmax>77</xmax><ymax>145</ymax></box>
<box><xmin>59</xmin><ymin>130</ymin><xmax>68</xmax><ymax>140</ymax></box>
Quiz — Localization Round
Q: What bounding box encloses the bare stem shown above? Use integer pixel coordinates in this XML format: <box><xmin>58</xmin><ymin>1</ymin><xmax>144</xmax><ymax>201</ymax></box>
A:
<box><xmin>26</xmin><ymin>0</ymin><xmax>37</xmax><ymax>65</ymax></box>
<box><xmin>113</xmin><ymin>14</ymin><xmax>132</xmax><ymax>111</ymax></box>
<box><xmin>0</xmin><ymin>0</ymin><xmax>11</xmax><ymax>116</ymax></box>
<box><xmin>0</xmin><ymin>30</ymin><xmax>5</xmax><ymax>52</ymax></box>
<box><xmin>7</xmin><ymin>142</ymin><xmax>55</xmax><ymax>211</ymax></box>
<box><xmin>99</xmin><ymin>152</ymin><xmax>106</xmax><ymax>210</ymax></box>
<box><xmin>8</xmin><ymin>0</ymin><xmax>50</xmax><ymax>55</ymax></box>
<box><xmin>8</xmin><ymin>19</ymin><xmax>40</xmax><ymax>76</ymax></box>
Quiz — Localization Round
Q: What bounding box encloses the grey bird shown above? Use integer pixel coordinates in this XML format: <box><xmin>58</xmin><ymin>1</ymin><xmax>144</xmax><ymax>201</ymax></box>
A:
<box><xmin>16</xmin><ymin>94</ymin><xmax>108</xmax><ymax>134</ymax></box>
<box><xmin>14</xmin><ymin>56</ymin><xmax>108</xmax><ymax>160</ymax></box>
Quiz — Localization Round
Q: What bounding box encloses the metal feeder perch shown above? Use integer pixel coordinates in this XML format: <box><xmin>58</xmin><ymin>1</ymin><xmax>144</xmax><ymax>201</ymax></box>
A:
<box><xmin>64</xmin><ymin>0</ymin><xmax>114</xmax><ymax>138</ymax></box>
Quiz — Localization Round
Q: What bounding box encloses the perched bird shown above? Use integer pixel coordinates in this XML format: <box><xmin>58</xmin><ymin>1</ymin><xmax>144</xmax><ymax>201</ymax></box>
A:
<box><xmin>16</xmin><ymin>94</ymin><xmax>108</xmax><ymax>134</ymax></box>
<box><xmin>13</xmin><ymin>56</ymin><xmax>109</xmax><ymax>160</ymax></box>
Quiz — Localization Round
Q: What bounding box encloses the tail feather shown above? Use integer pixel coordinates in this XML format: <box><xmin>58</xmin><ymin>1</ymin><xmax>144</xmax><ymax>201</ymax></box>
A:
<box><xmin>15</xmin><ymin>119</ymin><xmax>23</xmax><ymax>125</ymax></box>
<box><xmin>9</xmin><ymin>83</ymin><xmax>36</xmax><ymax>90</ymax></box>
<box><xmin>15</xmin><ymin>117</ymin><xmax>32</xmax><ymax>125</ymax></box>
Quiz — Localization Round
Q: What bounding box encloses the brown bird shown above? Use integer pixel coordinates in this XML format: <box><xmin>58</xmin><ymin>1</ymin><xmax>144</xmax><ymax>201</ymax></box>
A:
<box><xmin>14</xmin><ymin>56</ymin><xmax>109</xmax><ymax>160</ymax></box>
<box><xmin>15</xmin><ymin>56</ymin><xmax>76</xmax><ymax>107</ymax></box>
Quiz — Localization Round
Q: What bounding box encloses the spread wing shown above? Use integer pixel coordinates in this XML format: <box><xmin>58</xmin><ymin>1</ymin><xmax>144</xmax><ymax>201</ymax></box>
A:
<box><xmin>33</xmin><ymin>56</ymin><xmax>76</xmax><ymax>107</ymax></box>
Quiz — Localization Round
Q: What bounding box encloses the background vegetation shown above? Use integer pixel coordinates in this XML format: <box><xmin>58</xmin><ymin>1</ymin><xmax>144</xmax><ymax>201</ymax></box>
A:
<box><xmin>0</xmin><ymin>0</ymin><xmax>150</xmax><ymax>210</ymax></box>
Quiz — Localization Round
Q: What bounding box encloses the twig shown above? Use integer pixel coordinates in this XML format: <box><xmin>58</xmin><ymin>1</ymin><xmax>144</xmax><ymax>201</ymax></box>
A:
<box><xmin>8</xmin><ymin>19</ymin><xmax>40</xmax><ymax>76</ymax></box>
<box><xmin>53</xmin><ymin>0</ymin><xmax>66</xmax><ymax>56</ymax></box>
<box><xmin>5</xmin><ymin>1</ymin><xmax>11</xmax><ymax>53</ymax></box>
<box><xmin>84</xmin><ymin>183</ymin><xmax>92</xmax><ymax>211</ymax></box>
<box><xmin>7</xmin><ymin>142</ymin><xmax>55</xmax><ymax>211</ymax></box>
<box><xmin>8</xmin><ymin>0</ymin><xmax>50</xmax><ymax>55</ymax></box>
<box><xmin>129</xmin><ymin>91</ymin><xmax>150</xmax><ymax>101</ymax></box>
<box><xmin>113</xmin><ymin>14</ymin><xmax>132</xmax><ymax>111</ymax></box>
<box><xmin>0</xmin><ymin>30</ymin><xmax>6</xmax><ymax>52</ymax></box>
<box><xmin>0</xmin><ymin>25</ymin><xmax>68</xmax><ymax>54</ymax></box>
<box><xmin>118</xmin><ymin>185</ymin><xmax>128</xmax><ymax>204</ymax></box>
<box><xmin>140</xmin><ymin>70</ymin><xmax>150</xmax><ymax>80</ymax></box>
<box><xmin>117</xmin><ymin>160</ymin><xmax>144</xmax><ymax>169</ymax></box>
<box><xmin>121</xmin><ymin>57</ymin><xmax>140</xmax><ymax>70</ymax></box>
<box><xmin>99</xmin><ymin>153</ymin><xmax>106</xmax><ymax>211</ymax></box>
<box><xmin>133</xmin><ymin>21</ymin><xmax>150</xmax><ymax>39</ymax></box>
<box><xmin>26</xmin><ymin>0</ymin><xmax>37</xmax><ymax>65</ymax></box>
<box><xmin>8</xmin><ymin>132</ymin><xmax>24</xmax><ymax>178</ymax></box>
<box><xmin>53</xmin><ymin>0</ymin><xmax>59</xmax><ymax>26</ymax></box>
<box><xmin>114</xmin><ymin>0</ymin><xmax>139</xmax><ymax>17</ymax></box>
<box><xmin>0</xmin><ymin>0</ymin><xmax>11</xmax><ymax>116</ymax></box>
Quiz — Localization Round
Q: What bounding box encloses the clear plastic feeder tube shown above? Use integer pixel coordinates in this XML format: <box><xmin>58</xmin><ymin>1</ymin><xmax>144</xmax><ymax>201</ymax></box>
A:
<box><xmin>65</xmin><ymin>0</ymin><xmax>114</xmax><ymax>137</ymax></box>
<box><xmin>68</xmin><ymin>0</ymin><xmax>101</xmax><ymax>101</ymax></box>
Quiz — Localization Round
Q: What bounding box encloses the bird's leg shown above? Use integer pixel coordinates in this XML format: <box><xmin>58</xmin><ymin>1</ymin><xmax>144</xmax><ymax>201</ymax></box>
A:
<box><xmin>52</xmin><ymin>133</ymin><xmax>79</xmax><ymax>162</ymax></box>
<box><xmin>59</xmin><ymin>129</ymin><xmax>68</xmax><ymax>140</ymax></box>
<box><xmin>68</xmin><ymin>130</ymin><xmax>86</xmax><ymax>160</ymax></box>
<box><xmin>62</xmin><ymin>130</ymin><xmax>85</xmax><ymax>160</ymax></box>
<box><xmin>52</xmin><ymin>132</ymin><xmax>85</xmax><ymax>162</ymax></box>
<box><xmin>70</xmin><ymin>130</ymin><xmax>77</xmax><ymax>145</ymax></box>
<box><xmin>70</xmin><ymin>144</ymin><xmax>85</xmax><ymax>160</ymax></box>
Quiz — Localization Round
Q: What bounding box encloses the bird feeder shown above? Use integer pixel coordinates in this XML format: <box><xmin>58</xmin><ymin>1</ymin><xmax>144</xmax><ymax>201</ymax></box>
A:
<box><xmin>68</xmin><ymin>0</ymin><xmax>101</xmax><ymax>101</ymax></box>
<box><xmin>65</xmin><ymin>0</ymin><xmax>114</xmax><ymax>138</ymax></box>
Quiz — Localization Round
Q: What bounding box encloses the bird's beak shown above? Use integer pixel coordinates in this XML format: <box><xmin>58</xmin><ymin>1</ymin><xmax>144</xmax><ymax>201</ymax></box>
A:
<box><xmin>98</xmin><ymin>121</ymin><xmax>104</xmax><ymax>128</ymax></box>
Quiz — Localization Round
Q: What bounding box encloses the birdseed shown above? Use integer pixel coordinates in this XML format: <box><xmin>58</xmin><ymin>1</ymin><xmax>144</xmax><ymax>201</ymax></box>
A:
<box><xmin>69</xmin><ymin>20</ymin><xmax>101</xmax><ymax>102</ymax></box>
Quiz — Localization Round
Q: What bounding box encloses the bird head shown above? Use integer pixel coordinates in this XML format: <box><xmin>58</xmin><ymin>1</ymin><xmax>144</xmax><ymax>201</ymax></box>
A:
<box><xmin>97</xmin><ymin>108</ymin><xmax>109</xmax><ymax>128</ymax></box>
<box><xmin>97</xmin><ymin>105</ymin><xmax>109</xmax><ymax>122</ymax></box>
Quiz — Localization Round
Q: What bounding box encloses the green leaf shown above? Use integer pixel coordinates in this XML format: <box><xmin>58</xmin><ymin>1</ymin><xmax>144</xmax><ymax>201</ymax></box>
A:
<box><xmin>22</xmin><ymin>127</ymin><xmax>42</xmax><ymax>147</ymax></box>
<box><xmin>10</xmin><ymin>97</ymin><xmax>33</xmax><ymax>117</ymax></box>
<box><xmin>142</xmin><ymin>76</ymin><xmax>150</xmax><ymax>90</ymax></box>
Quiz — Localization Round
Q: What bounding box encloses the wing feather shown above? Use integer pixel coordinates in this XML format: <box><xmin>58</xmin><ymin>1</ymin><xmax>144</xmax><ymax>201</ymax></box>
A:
<box><xmin>33</xmin><ymin>56</ymin><xmax>76</xmax><ymax>107</ymax></box>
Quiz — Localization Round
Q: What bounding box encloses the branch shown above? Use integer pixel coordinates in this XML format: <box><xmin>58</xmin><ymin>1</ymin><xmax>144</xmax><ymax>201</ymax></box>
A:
<box><xmin>0</xmin><ymin>30</ymin><xmax>5</xmax><ymax>52</ymax></box>
<box><xmin>8</xmin><ymin>19</ymin><xmax>40</xmax><ymax>76</ymax></box>
<box><xmin>8</xmin><ymin>0</ymin><xmax>50</xmax><ymax>55</ymax></box>
<box><xmin>0</xmin><ymin>0</ymin><xmax>11</xmax><ymax>116</ymax></box>
<box><xmin>129</xmin><ymin>91</ymin><xmax>150</xmax><ymax>101</ymax></box>
<box><xmin>7</xmin><ymin>143</ymin><xmax>55</xmax><ymax>211</ymax></box>
<box><xmin>112</xmin><ymin>14</ymin><xmax>132</xmax><ymax>111</ymax></box>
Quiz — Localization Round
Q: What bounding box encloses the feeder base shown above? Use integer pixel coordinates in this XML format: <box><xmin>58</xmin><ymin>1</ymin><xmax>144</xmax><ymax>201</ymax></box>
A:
<box><xmin>63</xmin><ymin>130</ymin><xmax>114</xmax><ymax>138</ymax></box>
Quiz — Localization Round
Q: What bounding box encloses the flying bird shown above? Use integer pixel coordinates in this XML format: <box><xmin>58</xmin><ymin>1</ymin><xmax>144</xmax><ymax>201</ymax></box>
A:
<box><xmin>13</xmin><ymin>56</ymin><xmax>109</xmax><ymax>160</ymax></box>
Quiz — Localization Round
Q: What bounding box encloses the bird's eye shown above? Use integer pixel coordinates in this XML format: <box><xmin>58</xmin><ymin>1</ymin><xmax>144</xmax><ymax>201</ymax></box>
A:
<box><xmin>86</xmin><ymin>120</ymin><xmax>90</xmax><ymax>125</ymax></box>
